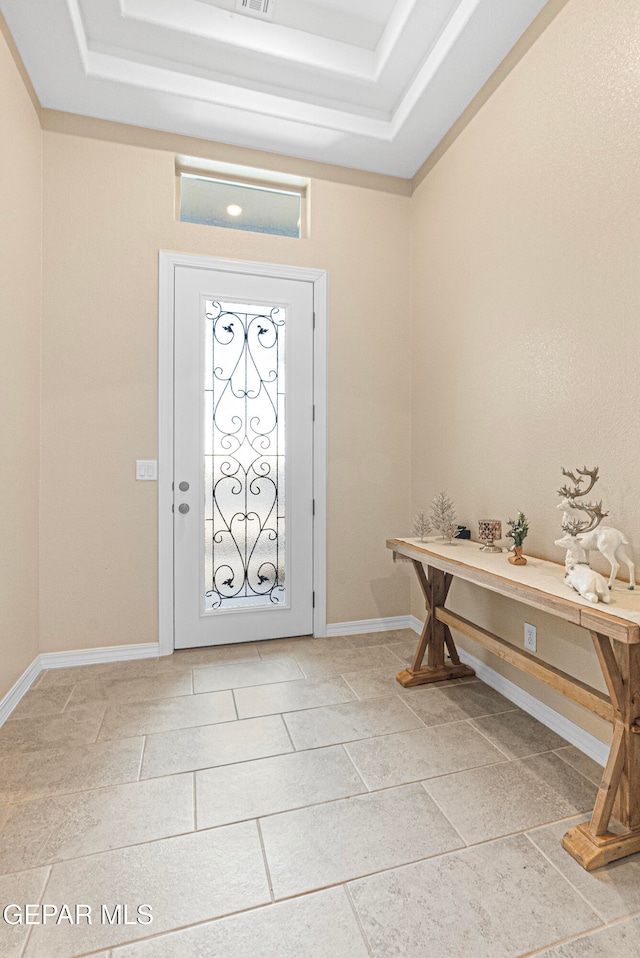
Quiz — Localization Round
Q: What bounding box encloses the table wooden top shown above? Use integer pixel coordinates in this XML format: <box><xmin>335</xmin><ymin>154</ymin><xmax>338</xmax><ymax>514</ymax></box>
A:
<box><xmin>387</xmin><ymin>537</ymin><xmax>640</xmax><ymax>643</ymax></box>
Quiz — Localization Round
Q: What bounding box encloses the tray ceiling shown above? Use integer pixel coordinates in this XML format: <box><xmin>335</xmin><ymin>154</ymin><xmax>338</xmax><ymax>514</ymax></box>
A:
<box><xmin>2</xmin><ymin>0</ymin><xmax>549</xmax><ymax>177</ymax></box>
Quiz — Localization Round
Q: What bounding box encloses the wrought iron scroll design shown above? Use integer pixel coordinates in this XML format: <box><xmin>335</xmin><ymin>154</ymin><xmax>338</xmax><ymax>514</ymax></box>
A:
<box><xmin>205</xmin><ymin>300</ymin><xmax>285</xmax><ymax>609</ymax></box>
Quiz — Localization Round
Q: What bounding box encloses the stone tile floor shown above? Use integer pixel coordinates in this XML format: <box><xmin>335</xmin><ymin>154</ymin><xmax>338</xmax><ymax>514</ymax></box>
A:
<box><xmin>1</xmin><ymin>629</ymin><xmax>639</xmax><ymax>957</ymax></box>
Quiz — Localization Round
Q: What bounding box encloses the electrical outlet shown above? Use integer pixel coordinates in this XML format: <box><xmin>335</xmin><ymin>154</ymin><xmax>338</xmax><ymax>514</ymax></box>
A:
<box><xmin>524</xmin><ymin>623</ymin><xmax>537</xmax><ymax>652</ymax></box>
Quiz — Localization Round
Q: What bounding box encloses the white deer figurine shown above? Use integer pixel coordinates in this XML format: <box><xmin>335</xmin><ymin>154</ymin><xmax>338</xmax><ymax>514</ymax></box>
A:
<box><xmin>556</xmin><ymin>466</ymin><xmax>635</xmax><ymax>591</ymax></box>
<box><xmin>555</xmin><ymin>527</ymin><xmax>635</xmax><ymax>591</ymax></box>
<box><xmin>555</xmin><ymin>535</ymin><xmax>612</xmax><ymax>602</ymax></box>
<box><xmin>566</xmin><ymin>565</ymin><xmax>611</xmax><ymax>604</ymax></box>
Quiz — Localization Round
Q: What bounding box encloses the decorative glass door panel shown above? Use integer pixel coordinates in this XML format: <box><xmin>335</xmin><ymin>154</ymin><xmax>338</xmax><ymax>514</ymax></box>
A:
<box><xmin>173</xmin><ymin>264</ymin><xmax>314</xmax><ymax>648</ymax></box>
<box><xmin>204</xmin><ymin>300</ymin><xmax>286</xmax><ymax>611</ymax></box>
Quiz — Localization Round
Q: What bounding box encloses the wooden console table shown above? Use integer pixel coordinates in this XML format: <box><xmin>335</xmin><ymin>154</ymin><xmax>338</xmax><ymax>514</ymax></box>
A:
<box><xmin>387</xmin><ymin>536</ymin><xmax>640</xmax><ymax>871</ymax></box>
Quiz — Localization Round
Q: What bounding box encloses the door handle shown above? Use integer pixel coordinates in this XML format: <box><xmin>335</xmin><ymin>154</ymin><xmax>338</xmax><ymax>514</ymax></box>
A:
<box><xmin>178</xmin><ymin>503</ymin><xmax>190</xmax><ymax>515</ymax></box>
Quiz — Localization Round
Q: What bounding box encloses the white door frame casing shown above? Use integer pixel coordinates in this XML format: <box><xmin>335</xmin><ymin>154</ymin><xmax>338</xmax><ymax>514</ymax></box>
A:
<box><xmin>158</xmin><ymin>252</ymin><xmax>328</xmax><ymax>655</ymax></box>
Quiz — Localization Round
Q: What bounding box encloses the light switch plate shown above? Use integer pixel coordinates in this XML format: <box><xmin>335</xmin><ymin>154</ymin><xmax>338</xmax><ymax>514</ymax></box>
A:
<box><xmin>136</xmin><ymin>460</ymin><xmax>157</xmax><ymax>481</ymax></box>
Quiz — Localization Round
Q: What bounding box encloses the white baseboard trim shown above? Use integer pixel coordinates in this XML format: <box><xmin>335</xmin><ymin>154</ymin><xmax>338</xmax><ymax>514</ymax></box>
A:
<box><xmin>0</xmin><ymin>657</ymin><xmax>42</xmax><ymax>727</ymax></box>
<box><xmin>39</xmin><ymin>643</ymin><xmax>160</xmax><ymax>671</ymax></box>
<box><xmin>326</xmin><ymin>615</ymin><xmax>415</xmax><ymax>637</ymax></box>
<box><xmin>408</xmin><ymin>615</ymin><xmax>609</xmax><ymax>767</ymax></box>
<box><xmin>0</xmin><ymin>643</ymin><xmax>160</xmax><ymax>727</ymax></box>
<box><xmin>456</xmin><ymin>647</ymin><xmax>609</xmax><ymax>767</ymax></box>
<box><xmin>3</xmin><ymin>616</ymin><xmax>610</xmax><ymax>769</ymax></box>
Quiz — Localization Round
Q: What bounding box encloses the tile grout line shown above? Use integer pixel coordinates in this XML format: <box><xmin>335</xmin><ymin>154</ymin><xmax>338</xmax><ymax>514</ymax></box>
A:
<box><xmin>236</xmin><ymin>694</ymin><xmax>364</xmax><ymax>721</ymax></box>
<box><xmin>0</xmin><ymin>714</ymin><xmax>572</xmax><ymax>809</ymax></box>
<box><xmin>515</xmin><ymin>907</ymin><xmax>640</xmax><ymax>958</ymax></box>
<box><xmin>340</xmin><ymin>672</ymin><xmax>364</xmax><ymax>701</ymax></box>
<box><xmin>552</xmin><ymin>747</ymin><xmax>602</xmax><ymax>787</ymax></box>
<box><xmin>3</xmin><ymin>823</ymin><xmax>217</xmax><ymax>875</ymax></box>
<box><xmin>192</xmin><ymin>771</ymin><xmax>198</xmax><ymax>831</ymax></box>
<box><xmin>553</xmin><ymin>760</ymin><xmax>604</xmax><ymax>792</ymax></box>
<box><xmin>8</xmin><ymin>823</ymin><xmax>628</xmax><ymax>948</ymax></box>
<box><xmin>392</xmin><ymin>687</ymin><xmax>521</xmax><ymax>732</ymax></box>
<box><xmin>276</xmin><ymin>695</ymin><xmax>521</xmax><ymax>730</ymax></box>
<box><xmin>291</xmin><ymin>655</ymin><xmax>310</xmax><ymax>680</ymax></box>
<box><xmin>264</xmin><ymin>840</ymin><xmax>476</xmax><ymax>908</ymax></box>
<box><xmin>395</xmin><ymin>692</ymin><xmax>430</xmax><ymax>728</ymax></box>
<box><xmin>97</xmin><ymin>714</ymin><xmax>251</xmax><ymax>746</ymax></box>
<box><xmin>463</xmin><ymin>717</ymin><xmax>514</xmax><ymax>759</ymax></box>
<box><xmin>86</xmin><ymin>741</ymin><xmax>296</xmax><ymax>786</ymax></box>
<box><xmin>5</xmin><ymin>643</ymin><xmax>617</xmax><ymax>935</ymax></box>
<box><xmin>523</xmin><ymin>829</ymin><xmax>612</xmax><ymax>926</ymax></box>
<box><xmin>340</xmin><ymin>743</ymin><xmax>372</xmax><ymax>792</ymax></box>
<box><xmin>231</xmin><ymin>689</ymin><xmax>239</xmax><ymax>721</ymax></box>
<box><xmin>137</xmin><ymin>737</ymin><xmax>147</xmax><ymax>781</ymax></box>
<box><xmin>281</xmin><ymin>712</ymin><xmax>297</xmax><ymax>753</ymax></box>
<box><xmin>0</xmin><ymin>757</ymin><xmax>168</xmax><ymax>809</ymax></box>
<box><xmin>384</xmin><ymin>646</ymin><xmax>409</xmax><ymax>666</ymax></box>
<box><xmin>391</xmin><ymin>691</ymin><xmax>434</xmax><ymax>726</ymax></box>
<box><xmin>60</xmin><ymin>684</ymin><xmax>75</xmax><ymax>713</ymax></box>
<box><xmin>19</xmin><ymin>864</ymin><xmax>52</xmax><ymax>958</ymax></box>
<box><xmin>84</xmin><ymin>900</ymin><xmax>284</xmax><ymax>956</ymax></box>
<box><xmin>424</xmin><ymin>810</ymin><xmax>594</xmax><ymax>857</ymax></box>
<box><xmin>1</xmin><ymin>712</ymin><xmax>532</xmax><ymax>802</ymax></box>
<box><xmin>595</xmin><ymin>907</ymin><xmax>640</xmax><ymax>927</ymax></box>
<box><xmin>98</xmin><ymin>900</ymin><xmax>292</xmax><ymax>955</ymax></box>
<box><xmin>256</xmin><ymin>819</ymin><xmax>275</xmax><ymax>903</ymax></box>
<box><xmin>93</xmin><ymin>703</ymin><xmax>109</xmax><ymax>743</ymax></box>
<box><xmin>2</xmin><ymin>692</ymin><xmax>518</xmax><ymax>757</ymax></box>
<box><xmin>192</xmin><ymin>675</ymin><xmax>310</xmax><ymax>695</ymax></box>
<box><xmin>417</xmin><ymin>779</ymin><xmax>467</xmax><ymax>848</ymax></box>
<box><xmin>351</xmin><ymin>752</ymin><xmax>512</xmax><ymax>793</ymax></box>
<box><xmin>32</xmin><ymin>795</ymin><xmax>76</xmax><ymax>866</ymax></box>
<box><xmin>0</xmin><ymin>794</ymin><xmax>599</xmax><ymax>880</ymax></box>
<box><xmin>343</xmin><ymin>883</ymin><xmax>376</xmax><ymax>957</ymax></box>
<box><xmin>160</xmin><ymin>774</ymin><xmax>491</xmax><ymax>832</ymax></box>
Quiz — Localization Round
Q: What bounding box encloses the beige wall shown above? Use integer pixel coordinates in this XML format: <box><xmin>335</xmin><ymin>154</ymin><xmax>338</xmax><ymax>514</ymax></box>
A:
<box><xmin>5</xmin><ymin>0</ymin><xmax>638</xmax><ymax>755</ymax></box>
<box><xmin>0</xmin><ymin>26</ymin><xmax>42</xmax><ymax>697</ymax></box>
<box><xmin>39</xmin><ymin>130</ymin><xmax>412</xmax><ymax>653</ymax></box>
<box><xmin>410</xmin><ymin>0</ymin><xmax>640</xmax><ymax>744</ymax></box>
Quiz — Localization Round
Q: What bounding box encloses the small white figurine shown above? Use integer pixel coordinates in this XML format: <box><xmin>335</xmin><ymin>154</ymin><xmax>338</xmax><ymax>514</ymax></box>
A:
<box><xmin>554</xmin><ymin>535</ymin><xmax>589</xmax><ymax>575</ymax></box>
<box><xmin>574</xmin><ymin>528</ymin><xmax>633</xmax><ymax>591</ymax></box>
<box><xmin>554</xmin><ymin>535</ymin><xmax>610</xmax><ymax>603</ymax></box>
<box><xmin>556</xmin><ymin>466</ymin><xmax>635</xmax><ymax>591</ymax></box>
<box><xmin>555</xmin><ymin>523</ymin><xmax>635</xmax><ymax>591</ymax></box>
<box><xmin>565</xmin><ymin>562</ymin><xmax>611</xmax><ymax>604</ymax></box>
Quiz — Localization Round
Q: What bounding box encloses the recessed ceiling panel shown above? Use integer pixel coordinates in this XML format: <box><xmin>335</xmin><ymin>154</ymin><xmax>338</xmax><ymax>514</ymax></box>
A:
<box><xmin>201</xmin><ymin>0</ymin><xmax>397</xmax><ymax>48</ymax></box>
<box><xmin>1</xmin><ymin>0</ymin><xmax>550</xmax><ymax>177</ymax></box>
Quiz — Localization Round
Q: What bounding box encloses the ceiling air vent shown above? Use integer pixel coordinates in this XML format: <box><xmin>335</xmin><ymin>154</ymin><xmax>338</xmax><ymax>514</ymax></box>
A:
<box><xmin>235</xmin><ymin>0</ymin><xmax>274</xmax><ymax>19</ymax></box>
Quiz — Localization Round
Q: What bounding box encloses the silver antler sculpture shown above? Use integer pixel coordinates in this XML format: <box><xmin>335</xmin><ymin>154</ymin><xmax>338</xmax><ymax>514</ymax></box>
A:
<box><xmin>557</xmin><ymin>466</ymin><xmax>608</xmax><ymax>534</ymax></box>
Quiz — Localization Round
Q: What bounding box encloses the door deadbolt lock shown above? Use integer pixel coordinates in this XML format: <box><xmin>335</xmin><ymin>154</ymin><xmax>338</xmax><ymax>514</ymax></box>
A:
<box><xmin>178</xmin><ymin>481</ymin><xmax>189</xmax><ymax>492</ymax></box>
<box><xmin>178</xmin><ymin>503</ymin><xmax>190</xmax><ymax>514</ymax></box>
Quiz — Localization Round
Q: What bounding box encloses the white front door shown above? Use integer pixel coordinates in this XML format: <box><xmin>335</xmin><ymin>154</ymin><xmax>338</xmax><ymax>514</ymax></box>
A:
<box><xmin>172</xmin><ymin>263</ymin><xmax>315</xmax><ymax>648</ymax></box>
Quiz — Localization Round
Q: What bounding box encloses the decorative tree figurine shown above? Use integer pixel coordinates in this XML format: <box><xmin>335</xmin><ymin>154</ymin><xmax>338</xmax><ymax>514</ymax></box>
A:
<box><xmin>507</xmin><ymin>511</ymin><xmax>529</xmax><ymax>565</ymax></box>
<box><xmin>431</xmin><ymin>491</ymin><xmax>458</xmax><ymax>544</ymax></box>
<box><xmin>412</xmin><ymin>510</ymin><xmax>431</xmax><ymax>542</ymax></box>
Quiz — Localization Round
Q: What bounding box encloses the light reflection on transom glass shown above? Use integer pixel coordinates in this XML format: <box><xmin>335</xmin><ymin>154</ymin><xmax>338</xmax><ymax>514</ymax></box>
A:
<box><xmin>204</xmin><ymin>299</ymin><xmax>285</xmax><ymax>610</ymax></box>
